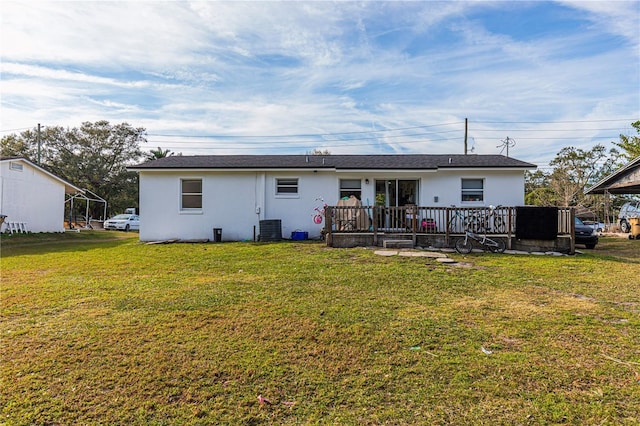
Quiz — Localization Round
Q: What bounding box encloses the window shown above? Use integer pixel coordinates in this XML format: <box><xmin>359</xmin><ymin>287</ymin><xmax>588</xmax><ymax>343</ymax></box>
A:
<box><xmin>181</xmin><ymin>179</ymin><xmax>202</xmax><ymax>209</ymax></box>
<box><xmin>9</xmin><ymin>162</ymin><xmax>23</xmax><ymax>171</ymax></box>
<box><xmin>340</xmin><ymin>179</ymin><xmax>361</xmax><ymax>199</ymax></box>
<box><xmin>461</xmin><ymin>178</ymin><xmax>483</xmax><ymax>202</ymax></box>
<box><xmin>276</xmin><ymin>178</ymin><xmax>298</xmax><ymax>195</ymax></box>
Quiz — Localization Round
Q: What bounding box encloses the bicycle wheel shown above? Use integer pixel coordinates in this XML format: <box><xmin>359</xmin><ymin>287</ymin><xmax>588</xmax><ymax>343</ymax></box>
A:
<box><xmin>488</xmin><ymin>238</ymin><xmax>506</xmax><ymax>253</ymax></box>
<box><xmin>493</xmin><ymin>216</ymin><xmax>505</xmax><ymax>233</ymax></box>
<box><xmin>455</xmin><ymin>237</ymin><xmax>473</xmax><ymax>254</ymax></box>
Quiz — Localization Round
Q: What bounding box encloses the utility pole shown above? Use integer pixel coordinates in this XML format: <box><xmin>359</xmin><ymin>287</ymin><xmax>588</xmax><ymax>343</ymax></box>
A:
<box><xmin>497</xmin><ymin>136</ymin><xmax>515</xmax><ymax>157</ymax></box>
<box><xmin>37</xmin><ymin>123</ymin><xmax>42</xmax><ymax>164</ymax></box>
<box><xmin>464</xmin><ymin>118</ymin><xmax>468</xmax><ymax>155</ymax></box>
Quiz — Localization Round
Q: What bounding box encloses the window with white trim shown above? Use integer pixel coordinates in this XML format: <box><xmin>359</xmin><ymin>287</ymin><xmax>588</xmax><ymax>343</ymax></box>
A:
<box><xmin>461</xmin><ymin>178</ymin><xmax>484</xmax><ymax>202</ymax></box>
<box><xmin>339</xmin><ymin>179</ymin><xmax>362</xmax><ymax>199</ymax></box>
<box><xmin>181</xmin><ymin>179</ymin><xmax>202</xmax><ymax>209</ymax></box>
<box><xmin>276</xmin><ymin>178</ymin><xmax>298</xmax><ymax>195</ymax></box>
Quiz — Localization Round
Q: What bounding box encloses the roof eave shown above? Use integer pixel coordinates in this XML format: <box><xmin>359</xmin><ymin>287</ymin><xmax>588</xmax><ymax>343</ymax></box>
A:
<box><xmin>130</xmin><ymin>167</ymin><xmax>338</xmax><ymax>173</ymax></box>
<box><xmin>585</xmin><ymin>156</ymin><xmax>640</xmax><ymax>195</ymax></box>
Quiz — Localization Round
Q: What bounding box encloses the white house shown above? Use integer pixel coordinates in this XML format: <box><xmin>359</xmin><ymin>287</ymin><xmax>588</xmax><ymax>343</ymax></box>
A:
<box><xmin>0</xmin><ymin>157</ymin><xmax>84</xmax><ymax>233</ymax></box>
<box><xmin>129</xmin><ymin>154</ymin><xmax>536</xmax><ymax>242</ymax></box>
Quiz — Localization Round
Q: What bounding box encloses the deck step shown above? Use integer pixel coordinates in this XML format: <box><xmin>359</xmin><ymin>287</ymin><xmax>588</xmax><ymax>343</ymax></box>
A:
<box><xmin>383</xmin><ymin>239</ymin><xmax>414</xmax><ymax>249</ymax></box>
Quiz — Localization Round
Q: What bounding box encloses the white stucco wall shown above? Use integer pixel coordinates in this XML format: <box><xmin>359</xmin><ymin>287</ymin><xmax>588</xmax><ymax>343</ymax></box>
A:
<box><xmin>138</xmin><ymin>168</ymin><xmax>527</xmax><ymax>242</ymax></box>
<box><xmin>139</xmin><ymin>171</ymin><xmax>256</xmax><ymax>242</ymax></box>
<box><xmin>0</xmin><ymin>161</ymin><xmax>67</xmax><ymax>233</ymax></box>
<box><xmin>421</xmin><ymin>170</ymin><xmax>525</xmax><ymax>207</ymax></box>
<box><xmin>263</xmin><ymin>171</ymin><xmax>337</xmax><ymax>239</ymax></box>
<box><xmin>139</xmin><ymin>170</ymin><xmax>339</xmax><ymax>241</ymax></box>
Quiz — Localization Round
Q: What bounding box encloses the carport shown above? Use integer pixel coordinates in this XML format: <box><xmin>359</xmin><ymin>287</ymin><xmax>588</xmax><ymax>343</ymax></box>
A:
<box><xmin>65</xmin><ymin>189</ymin><xmax>107</xmax><ymax>229</ymax></box>
<box><xmin>585</xmin><ymin>156</ymin><xmax>640</xmax><ymax>228</ymax></box>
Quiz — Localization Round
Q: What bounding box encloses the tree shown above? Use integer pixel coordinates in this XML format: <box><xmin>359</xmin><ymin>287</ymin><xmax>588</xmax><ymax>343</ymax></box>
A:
<box><xmin>1</xmin><ymin>121</ymin><xmax>146</xmax><ymax>218</ymax></box>
<box><xmin>547</xmin><ymin>145</ymin><xmax>612</xmax><ymax>208</ymax></box>
<box><xmin>524</xmin><ymin>170</ymin><xmax>554</xmax><ymax>206</ymax></box>
<box><xmin>146</xmin><ymin>147</ymin><xmax>174</xmax><ymax>161</ymax></box>
<box><xmin>524</xmin><ymin>144</ymin><xmax>622</xmax><ymax>216</ymax></box>
<box><xmin>612</xmin><ymin>120</ymin><xmax>640</xmax><ymax>161</ymax></box>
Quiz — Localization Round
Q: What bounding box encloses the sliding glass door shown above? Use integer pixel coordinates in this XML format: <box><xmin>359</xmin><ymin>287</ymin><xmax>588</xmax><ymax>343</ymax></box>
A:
<box><xmin>375</xmin><ymin>179</ymin><xmax>418</xmax><ymax>207</ymax></box>
<box><xmin>375</xmin><ymin>179</ymin><xmax>418</xmax><ymax>229</ymax></box>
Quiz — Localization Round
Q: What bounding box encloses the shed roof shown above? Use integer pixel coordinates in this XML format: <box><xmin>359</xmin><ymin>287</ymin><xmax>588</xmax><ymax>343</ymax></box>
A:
<box><xmin>585</xmin><ymin>156</ymin><xmax>640</xmax><ymax>195</ymax></box>
<box><xmin>129</xmin><ymin>154</ymin><xmax>536</xmax><ymax>171</ymax></box>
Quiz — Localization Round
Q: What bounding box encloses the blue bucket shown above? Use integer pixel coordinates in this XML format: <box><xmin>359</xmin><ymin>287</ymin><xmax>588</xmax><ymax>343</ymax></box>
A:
<box><xmin>291</xmin><ymin>230</ymin><xmax>308</xmax><ymax>240</ymax></box>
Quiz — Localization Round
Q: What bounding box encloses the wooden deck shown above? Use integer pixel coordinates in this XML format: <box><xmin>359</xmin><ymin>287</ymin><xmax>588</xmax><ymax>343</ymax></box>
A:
<box><xmin>324</xmin><ymin>205</ymin><xmax>576</xmax><ymax>253</ymax></box>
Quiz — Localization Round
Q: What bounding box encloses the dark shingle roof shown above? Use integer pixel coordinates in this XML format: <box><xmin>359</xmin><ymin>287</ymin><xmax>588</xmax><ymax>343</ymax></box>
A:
<box><xmin>130</xmin><ymin>154</ymin><xmax>536</xmax><ymax>171</ymax></box>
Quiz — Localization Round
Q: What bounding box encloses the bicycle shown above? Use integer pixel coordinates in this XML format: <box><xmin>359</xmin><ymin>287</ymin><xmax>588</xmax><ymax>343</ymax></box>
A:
<box><xmin>312</xmin><ymin>197</ymin><xmax>328</xmax><ymax>224</ymax></box>
<box><xmin>455</xmin><ymin>230</ymin><xmax>506</xmax><ymax>254</ymax></box>
<box><xmin>447</xmin><ymin>205</ymin><xmax>475</xmax><ymax>233</ymax></box>
<box><xmin>475</xmin><ymin>205</ymin><xmax>505</xmax><ymax>233</ymax></box>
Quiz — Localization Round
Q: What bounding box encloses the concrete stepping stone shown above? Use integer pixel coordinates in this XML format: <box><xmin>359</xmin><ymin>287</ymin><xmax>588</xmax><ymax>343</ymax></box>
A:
<box><xmin>374</xmin><ymin>250</ymin><xmax>398</xmax><ymax>256</ymax></box>
<box><xmin>422</xmin><ymin>251</ymin><xmax>448</xmax><ymax>258</ymax></box>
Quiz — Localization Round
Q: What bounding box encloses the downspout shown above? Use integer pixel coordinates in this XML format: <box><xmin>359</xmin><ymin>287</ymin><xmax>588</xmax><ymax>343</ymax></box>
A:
<box><xmin>255</xmin><ymin>172</ymin><xmax>266</xmax><ymax>240</ymax></box>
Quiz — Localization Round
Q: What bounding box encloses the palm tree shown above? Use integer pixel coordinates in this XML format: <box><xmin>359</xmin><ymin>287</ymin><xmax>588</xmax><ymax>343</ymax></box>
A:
<box><xmin>146</xmin><ymin>147</ymin><xmax>174</xmax><ymax>161</ymax></box>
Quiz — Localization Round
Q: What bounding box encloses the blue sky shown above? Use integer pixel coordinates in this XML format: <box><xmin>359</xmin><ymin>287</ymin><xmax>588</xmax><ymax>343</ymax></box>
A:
<box><xmin>1</xmin><ymin>1</ymin><xmax>638</xmax><ymax>167</ymax></box>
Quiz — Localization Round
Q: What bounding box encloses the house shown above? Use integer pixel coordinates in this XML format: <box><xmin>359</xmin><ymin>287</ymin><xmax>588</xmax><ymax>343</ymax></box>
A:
<box><xmin>129</xmin><ymin>154</ymin><xmax>536</xmax><ymax>242</ymax></box>
<box><xmin>0</xmin><ymin>157</ymin><xmax>84</xmax><ymax>233</ymax></box>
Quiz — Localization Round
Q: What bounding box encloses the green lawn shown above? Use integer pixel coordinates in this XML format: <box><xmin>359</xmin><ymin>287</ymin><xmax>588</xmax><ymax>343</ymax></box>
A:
<box><xmin>1</xmin><ymin>232</ymin><xmax>639</xmax><ymax>425</ymax></box>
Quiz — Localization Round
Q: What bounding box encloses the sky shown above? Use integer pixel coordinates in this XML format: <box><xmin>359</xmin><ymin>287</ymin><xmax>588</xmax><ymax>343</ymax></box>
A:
<box><xmin>1</xmin><ymin>1</ymin><xmax>639</xmax><ymax>167</ymax></box>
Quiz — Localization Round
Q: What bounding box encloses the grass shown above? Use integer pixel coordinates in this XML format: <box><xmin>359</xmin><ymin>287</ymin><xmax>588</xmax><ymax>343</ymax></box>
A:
<box><xmin>1</xmin><ymin>232</ymin><xmax>639</xmax><ymax>425</ymax></box>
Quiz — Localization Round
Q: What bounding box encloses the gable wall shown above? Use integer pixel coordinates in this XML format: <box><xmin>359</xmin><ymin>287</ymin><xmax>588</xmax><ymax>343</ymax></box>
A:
<box><xmin>0</xmin><ymin>161</ymin><xmax>66</xmax><ymax>232</ymax></box>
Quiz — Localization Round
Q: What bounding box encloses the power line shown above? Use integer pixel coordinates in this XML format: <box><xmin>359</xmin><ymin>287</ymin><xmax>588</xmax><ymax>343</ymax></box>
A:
<box><xmin>0</xmin><ymin>127</ymin><xmax>32</xmax><ymax>133</ymax></box>
<box><xmin>470</xmin><ymin>127</ymin><xmax>629</xmax><ymax>132</ymax></box>
<box><xmin>145</xmin><ymin>136</ymin><xmax>463</xmax><ymax>150</ymax></box>
<box><xmin>146</xmin><ymin>121</ymin><xmax>465</xmax><ymax>139</ymax></box>
<box><xmin>147</xmin><ymin>130</ymin><xmax>463</xmax><ymax>145</ymax></box>
<box><xmin>471</xmin><ymin>118</ymin><xmax>636</xmax><ymax>124</ymax></box>
<box><xmin>478</xmin><ymin>136</ymin><xmax>620</xmax><ymax>140</ymax></box>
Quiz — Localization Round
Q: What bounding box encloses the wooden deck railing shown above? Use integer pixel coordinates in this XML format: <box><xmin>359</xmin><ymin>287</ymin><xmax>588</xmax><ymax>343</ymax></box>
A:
<box><xmin>325</xmin><ymin>205</ymin><xmax>574</xmax><ymax>237</ymax></box>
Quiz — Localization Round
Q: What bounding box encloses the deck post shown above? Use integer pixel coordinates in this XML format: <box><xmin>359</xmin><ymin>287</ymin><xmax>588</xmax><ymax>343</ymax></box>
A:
<box><xmin>411</xmin><ymin>207</ymin><xmax>417</xmax><ymax>246</ymax></box>
<box><xmin>325</xmin><ymin>206</ymin><xmax>333</xmax><ymax>246</ymax></box>
<box><xmin>569</xmin><ymin>207</ymin><xmax>576</xmax><ymax>255</ymax></box>
<box><xmin>507</xmin><ymin>206</ymin><xmax>512</xmax><ymax>250</ymax></box>
<box><xmin>372</xmin><ymin>206</ymin><xmax>378</xmax><ymax>245</ymax></box>
<box><xmin>445</xmin><ymin>207</ymin><xmax>451</xmax><ymax>246</ymax></box>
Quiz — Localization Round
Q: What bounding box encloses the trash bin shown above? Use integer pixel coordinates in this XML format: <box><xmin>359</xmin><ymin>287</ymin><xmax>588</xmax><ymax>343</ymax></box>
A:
<box><xmin>629</xmin><ymin>218</ymin><xmax>640</xmax><ymax>239</ymax></box>
<box><xmin>213</xmin><ymin>228</ymin><xmax>222</xmax><ymax>242</ymax></box>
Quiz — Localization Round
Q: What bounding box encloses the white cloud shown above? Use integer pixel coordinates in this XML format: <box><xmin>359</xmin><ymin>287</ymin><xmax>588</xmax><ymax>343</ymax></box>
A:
<box><xmin>1</xmin><ymin>1</ymin><xmax>637</xmax><ymax>164</ymax></box>
<box><xmin>1</xmin><ymin>63</ymin><xmax>150</xmax><ymax>88</ymax></box>
<box><xmin>558</xmin><ymin>0</ymin><xmax>640</xmax><ymax>47</ymax></box>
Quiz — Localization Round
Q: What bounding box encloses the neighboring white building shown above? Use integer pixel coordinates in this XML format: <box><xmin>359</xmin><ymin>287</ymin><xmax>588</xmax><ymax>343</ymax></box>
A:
<box><xmin>130</xmin><ymin>154</ymin><xmax>536</xmax><ymax>242</ymax></box>
<box><xmin>0</xmin><ymin>157</ymin><xmax>83</xmax><ymax>233</ymax></box>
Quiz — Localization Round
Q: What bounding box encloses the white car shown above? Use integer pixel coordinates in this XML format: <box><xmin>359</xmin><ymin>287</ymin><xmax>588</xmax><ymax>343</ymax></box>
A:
<box><xmin>104</xmin><ymin>214</ymin><xmax>139</xmax><ymax>231</ymax></box>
